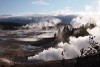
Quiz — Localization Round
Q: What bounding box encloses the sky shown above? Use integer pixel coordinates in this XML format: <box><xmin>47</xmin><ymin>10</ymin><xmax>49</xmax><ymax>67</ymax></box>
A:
<box><xmin>0</xmin><ymin>0</ymin><xmax>99</xmax><ymax>15</ymax></box>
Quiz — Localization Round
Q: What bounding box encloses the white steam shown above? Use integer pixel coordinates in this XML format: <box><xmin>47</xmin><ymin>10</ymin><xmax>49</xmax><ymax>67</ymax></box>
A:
<box><xmin>28</xmin><ymin>36</ymin><xmax>91</xmax><ymax>61</ymax></box>
<box><xmin>28</xmin><ymin>48</ymin><xmax>63</xmax><ymax>61</ymax></box>
<box><xmin>70</xmin><ymin>14</ymin><xmax>96</xmax><ymax>28</ymax></box>
<box><xmin>22</xmin><ymin>17</ymin><xmax>61</xmax><ymax>30</ymax></box>
<box><xmin>71</xmin><ymin>14</ymin><xmax>100</xmax><ymax>43</ymax></box>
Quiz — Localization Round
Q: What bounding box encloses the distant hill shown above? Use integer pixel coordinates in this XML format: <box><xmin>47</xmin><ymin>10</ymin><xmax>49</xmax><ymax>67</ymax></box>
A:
<box><xmin>0</xmin><ymin>15</ymin><xmax>77</xmax><ymax>24</ymax></box>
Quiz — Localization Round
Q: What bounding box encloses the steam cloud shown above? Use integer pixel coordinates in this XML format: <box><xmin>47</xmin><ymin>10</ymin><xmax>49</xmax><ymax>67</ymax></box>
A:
<box><xmin>28</xmin><ymin>36</ymin><xmax>91</xmax><ymax>61</ymax></box>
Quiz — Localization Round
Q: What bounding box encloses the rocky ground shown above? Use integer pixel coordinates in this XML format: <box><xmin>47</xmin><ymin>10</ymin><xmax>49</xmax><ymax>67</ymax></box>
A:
<box><xmin>0</xmin><ymin>23</ymin><xmax>99</xmax><ymax>67</ymax></box>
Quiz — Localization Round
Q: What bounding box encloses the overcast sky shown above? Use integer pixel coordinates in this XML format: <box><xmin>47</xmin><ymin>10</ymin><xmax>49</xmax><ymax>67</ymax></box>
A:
<box><xmin>0</xmin><ymin>0</ymin><xmax>99</xmax><ymax>15</ymax></box>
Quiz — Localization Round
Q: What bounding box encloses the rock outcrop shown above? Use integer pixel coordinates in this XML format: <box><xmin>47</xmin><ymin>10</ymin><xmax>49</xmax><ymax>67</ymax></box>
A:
<box><xmin>0</xmin><ymin>58</ymin><xmax>14</xmax><ymax>67</ymax></box>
